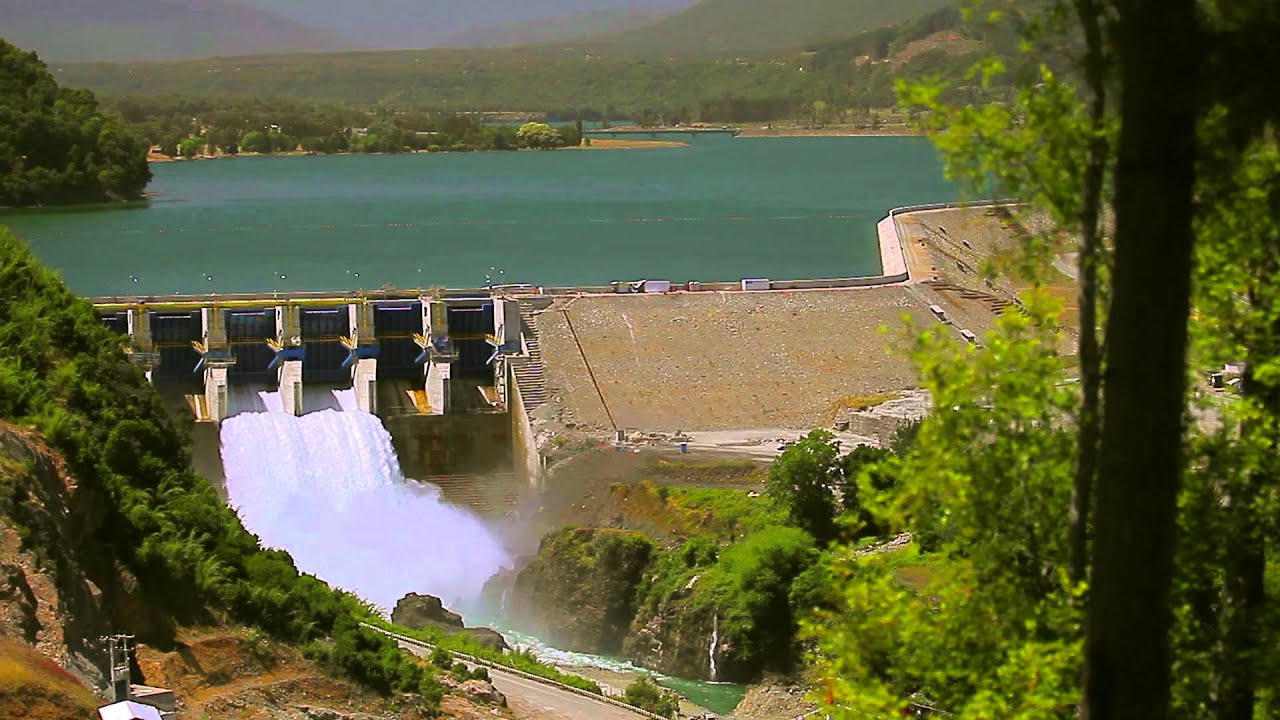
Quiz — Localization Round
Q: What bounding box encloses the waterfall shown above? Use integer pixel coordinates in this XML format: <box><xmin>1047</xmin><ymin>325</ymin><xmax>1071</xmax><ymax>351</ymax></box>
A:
<box><xmin>709</xmin><ymin>612</ymin><xmax>720</xmax><ymax>681</ymax></box>
<box><xmin>220</xmin><ymin>407</ymin><xmax>511</xmax><ymax>614</ymax></box>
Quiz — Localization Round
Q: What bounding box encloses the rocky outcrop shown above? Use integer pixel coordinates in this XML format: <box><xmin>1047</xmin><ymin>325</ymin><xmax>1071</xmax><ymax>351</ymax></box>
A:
<box><xmin>0</xmin><ymin>423</ymin><xmax>117</xmax><ymax>689</ymax></box>
<box><xmin>456</xmin><ymin>627</ymin><xmax>510</xmax><ymax>652</ymax></box>
<box><xmin>732</xmin><ymin>676</ymin><xmax>818</xmax><ymax>720</ymax></box>
<box><xmin>391</xmin><ymin>593</ymin><xmax>510</xmax><ymax>652</ymax></box>
<box><xmin>505</xmin><ymin>527</ymin><xmax>653</xmax><ymax>655</ymax></box>
<box><xmin>392</xmin><ymin>593</ymin><xmax>464</xmax><ymax>629</ymax></box>
<box><xmin>624</xmin><ymin>603</ymin><xmax>728</xmax><ymax>682</ymax></box>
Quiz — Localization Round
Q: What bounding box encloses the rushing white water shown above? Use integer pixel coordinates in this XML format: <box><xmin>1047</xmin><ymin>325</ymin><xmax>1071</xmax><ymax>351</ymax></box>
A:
<box><xmin>220</xmin><ymin>404</ymin><xmax>512</xmax><ymax>614</ymax></box>
<box><xmin>709</xmin><ymin>613</ymin><xmax>720</xmax><ymax>681</ymax></box>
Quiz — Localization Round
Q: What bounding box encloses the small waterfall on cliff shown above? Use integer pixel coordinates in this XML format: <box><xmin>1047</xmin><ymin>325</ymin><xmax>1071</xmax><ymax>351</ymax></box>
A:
<box><xmin>709</xmin><ymin>613</ymin><xmax>720</xmax><ymax>681</ymax></box>
<box><xmin>220</xmin><ymin>406</ymin><xmax>511</xmax><ymax>613</ymax></box>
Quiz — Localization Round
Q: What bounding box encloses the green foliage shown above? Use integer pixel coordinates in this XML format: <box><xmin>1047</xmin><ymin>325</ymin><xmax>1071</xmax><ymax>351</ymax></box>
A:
<box><xmin>104</xmin><ymin>96</ymin><xmax>583</xmax><ymax>156</ymax></box>
<box><xmin>766</xmin><ymin>430</ymin><xmax>841</xmax><ymax>545</ymax></box>
<box><xmin>304</xmin><ymin>617</ymin><xmax>443</xmax><ymax>700</ymax></box>
<box><xmin>810</xmin><ymin>300</ymin><xmax>1083</xmax><ymax>717</ymax></box>
<box><xmin>0</xmin><ymin>227</ymin><xmax>439</xmax><ymax>709</ymax></box>
<box><xmin>634</xmin><ymin>522</ymin><xmax>816</xmax><ymax>679</ymax></box>
<box><xmin>516</xmin><ymin>122</ymin><xmax>564</xmax><ymax>149</ymax></box>
<box><xmin>622</xmin><ymin>676</ymin><xmax>680</xmax><ymax>718</ymax></box>
<box><xmin>364</xmin><ymin>616</ymin><xmax>604</xmax><ymax>694</ymax></box>
<box><xmin>0</xmin><ymin>39</ymin><xmax>149</xmax><ymax>206</ymax></box>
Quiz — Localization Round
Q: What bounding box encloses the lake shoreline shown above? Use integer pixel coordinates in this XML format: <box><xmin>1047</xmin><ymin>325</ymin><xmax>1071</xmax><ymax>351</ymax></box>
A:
<box><xmin>147</xmin><ymin>140</ymin><xmax>688</xmax><ymax>163</ymax></box>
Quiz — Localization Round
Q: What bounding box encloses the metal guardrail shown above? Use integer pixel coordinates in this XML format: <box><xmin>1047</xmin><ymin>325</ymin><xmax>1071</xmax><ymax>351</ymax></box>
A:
<box><xmin>359</xmin><ymin>623</ymin><xmax>667</xmax><ymax>720</ymax></box>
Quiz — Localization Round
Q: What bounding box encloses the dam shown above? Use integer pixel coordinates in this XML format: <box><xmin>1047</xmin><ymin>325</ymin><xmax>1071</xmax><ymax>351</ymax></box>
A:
<box><xmin>87</xmin><ymin>200</ymin><xmax>1010</xmax><ymax>508</ymax></box>
<box><xmin>94</xmin><ymin>290</ymin><xmax>550</xmax><ymax>507</ymax></box>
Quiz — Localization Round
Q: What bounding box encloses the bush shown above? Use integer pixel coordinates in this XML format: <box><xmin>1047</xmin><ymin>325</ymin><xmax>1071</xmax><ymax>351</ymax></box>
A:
<box><xmin>623</xmin><ymin>676</ymin><xmax>680</xmax><ymax>718</ymax></box>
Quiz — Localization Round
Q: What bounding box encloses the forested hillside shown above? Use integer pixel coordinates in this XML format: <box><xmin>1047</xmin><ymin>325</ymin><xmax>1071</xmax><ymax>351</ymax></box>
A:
<box><xmin>248</xmin><ymin>0</ymin><xmax>693</xmax><ymax>51</ymax></box>
<box><xmin>442</xmin><ymin>8</ymin><xmax>671</xmax><ymax>48</ymax></box>
<box><xmin>0</xmin><ymin>0</ymin><xmax>350</xmax><ymax>61</ymax></box>
<box><xmin>0</xmin><ymin>39</ymin><xmax>150</xmax><ymax>206</ymax></box>
<box><xmin>578</xmin><ymin>0</ymin><xmax>952</xmax><ymax>55</ymax></box>
<box><xmin>59</xmin><ymin>4</ymin><xmax>1021</xmax><ymax>125</ymax></box>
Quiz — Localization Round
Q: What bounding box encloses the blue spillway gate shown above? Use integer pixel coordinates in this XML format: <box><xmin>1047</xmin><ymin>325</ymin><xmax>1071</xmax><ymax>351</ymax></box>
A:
<box><xmin>301</xmin><ymin>306</ymin><xmax>351</xmax><ymax>383</ymax></box>
<box><xmin>448</xmin><ymin>302</ymin><xmax>495</xmax><ymax>378</ymax></box>
<box><xmin>226</xmin><ymin>309</ymin><xmax>275</xmax><ymax>383</ymax></box>
<box><xmin>150</xmin><ymin>311</ymin><xmax>202</xmax><ymax>383</ymax></box>
<box><xmin>100</xmin><ymin>311</ymin><xmax>129</xmax><ymax>335</ymax></box>
<box><xmin>374</xmin><ymin>302</ymin><xmax>421</xmax><ymax>379</ymax></box>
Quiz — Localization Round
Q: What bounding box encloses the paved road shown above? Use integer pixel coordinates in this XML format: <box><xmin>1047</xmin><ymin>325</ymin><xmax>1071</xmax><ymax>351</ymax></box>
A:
<box><xmin>395</xmin><ymin>640</ymin><xmax>647</xmax><ymax>720</ymax></box>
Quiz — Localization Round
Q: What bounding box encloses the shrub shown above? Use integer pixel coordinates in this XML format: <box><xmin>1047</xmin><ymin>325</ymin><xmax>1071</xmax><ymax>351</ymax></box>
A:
<box><xmin>623</xmin><ymin>676</ymin><xmax>680</xmax><ymax>718</ymax></box>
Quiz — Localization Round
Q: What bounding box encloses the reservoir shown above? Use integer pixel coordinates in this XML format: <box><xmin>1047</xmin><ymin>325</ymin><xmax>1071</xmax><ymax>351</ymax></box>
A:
<box><xmin>3</xmin><ymin>136</ymin><xmax>952</xmax><ymax>297</ymax></box>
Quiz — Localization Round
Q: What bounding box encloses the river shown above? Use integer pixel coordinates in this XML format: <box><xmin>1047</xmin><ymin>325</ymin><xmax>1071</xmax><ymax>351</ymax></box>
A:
<box><xmin>2</xmin><ymin>136</ymin><xmax>952</xmax><ymax>297</ymax></box>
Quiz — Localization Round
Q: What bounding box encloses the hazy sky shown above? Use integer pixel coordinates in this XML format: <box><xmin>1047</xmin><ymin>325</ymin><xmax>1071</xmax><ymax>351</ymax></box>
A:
<box><xmin>245</xmin><ymin>0</ymin><xmax>696</xmax><ymax>48</ymax></box>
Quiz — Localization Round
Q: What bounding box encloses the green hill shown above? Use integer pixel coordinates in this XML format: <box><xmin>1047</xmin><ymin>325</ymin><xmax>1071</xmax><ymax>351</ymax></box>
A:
<box><xmin>55</xmin><ymin>2</ymin><xmax>1020</xmax><ymax>122</ymax></box>
<box><xmin>577</xmin><ymin>0</ymin><xmax>954</xmax><ymax>55</ymax></box>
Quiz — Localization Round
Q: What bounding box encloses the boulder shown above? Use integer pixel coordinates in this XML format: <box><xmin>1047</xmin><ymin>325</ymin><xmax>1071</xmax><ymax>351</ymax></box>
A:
<box><xmin>392</xmin><ymin>593</ymin><xmax>463</xmax><ymax>630</ymax></box>
<box><xmin>459</xmin><ymin>627</ymin><xmax>509</xmax><ymax>652</ymax></box>
<box><xmin>390</xmin><ymin>593</ymin><xmax>509</xmax><ymax>652</ymax></box>
<box><xmin>460</xmin><ymin>679</ymin><xmax>506</xmax><ymax>707</ymax></box>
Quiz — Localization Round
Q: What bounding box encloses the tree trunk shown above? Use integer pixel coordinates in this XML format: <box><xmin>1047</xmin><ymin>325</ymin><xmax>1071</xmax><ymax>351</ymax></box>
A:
<box><xmin>1068</xmin><ymin>0</ymin><xmax>1108</xmax><ymax>589</ymax></box>
<box><xmin>1082</xmin><ymin>0</ymin><xmax>1200</xmax><ymax>718</ymax></box>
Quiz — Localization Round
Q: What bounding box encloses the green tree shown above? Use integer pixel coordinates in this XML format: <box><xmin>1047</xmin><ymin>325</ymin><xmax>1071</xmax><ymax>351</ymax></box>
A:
<box><xmin>516</xmin><ymin>122</ymin><xmax>564</xmax><ymax>149</ymax></box>
<box><xmin>240</xmin><ymin>130</ymin><xmax>271</xmax><ymax>154</ymax></box>
<box><xmin>0</xmin><ymin>39</ymin><xmax>150</xmax><ymax>205</ymax></box>
<box><xmin>811</xmin><ymin>300</ymin><xmax>1081</xmax><ymax>718</ymax></box>
<box><xmin>819</xmin><ymin>2</ymin><xmax>1280</xmax><ymax>718</ymax></box>
<box><xmin>812</xmin><ymin>100</ymin><xmax>829</xmax><ymax>128</ymax></box>
<box><xmin>766</xmin><ymin>430</ymin><xmax>840</xmax><ymax>545</ymax></box>
<box><xmin>1184</xmin><ymin>124</ymin><xmax>1280</xmax><ymax>720</ymax></box>
<box><xmin>178</xmin><ymin>136</ymin><xmax>203</xmax><ymax>159</ymax></box>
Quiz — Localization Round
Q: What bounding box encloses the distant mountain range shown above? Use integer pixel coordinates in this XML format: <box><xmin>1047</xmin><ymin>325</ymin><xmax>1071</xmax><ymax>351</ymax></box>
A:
<box><xmin>441</xmin><ymin>8</ymin><xmax>670</xmax><ymax>48</ymax></box>
<box><xmin>578</xmin><ymin>0</ymin><xmax>956</xmax><ymax>55</ymax></box>
<box><xmin>246</xmin><ymin>0</ymin><xmax>694</xmax><ymax>51</ymax></box>
<box><xmin>1</xmin><ymin>0</ymin><xmax>955</xmax><ymax>62</ymax></box>
<box><xmin>0</xmin><ymin>0</ymin><xmax>351</xmax><ymax>62</ymax></box>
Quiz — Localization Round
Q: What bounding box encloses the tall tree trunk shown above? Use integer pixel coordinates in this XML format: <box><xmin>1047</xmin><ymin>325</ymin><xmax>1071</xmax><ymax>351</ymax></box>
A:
<box><xmin>1082</xmin><ymin>0</ymin><xmax>1200</xmax><ymax>718</ymax></box>
<box><xmin>1068</xmin><ymin>0</ymin><xmax>1108</xmax><ymax>589</ymax></box>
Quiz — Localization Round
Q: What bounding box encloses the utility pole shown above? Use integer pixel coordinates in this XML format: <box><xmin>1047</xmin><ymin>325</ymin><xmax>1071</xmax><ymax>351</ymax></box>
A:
<box><xmin>104</xmin><ymin>634</ymin><xmax>136</xmax><ymax>702</ymax></box>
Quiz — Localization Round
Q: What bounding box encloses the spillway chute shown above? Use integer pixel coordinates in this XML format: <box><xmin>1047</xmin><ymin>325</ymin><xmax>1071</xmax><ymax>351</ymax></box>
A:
<box><xmin>220</xmin><ymin>407</ymin><xmax>511</xmax><ymax>614</ymax></box>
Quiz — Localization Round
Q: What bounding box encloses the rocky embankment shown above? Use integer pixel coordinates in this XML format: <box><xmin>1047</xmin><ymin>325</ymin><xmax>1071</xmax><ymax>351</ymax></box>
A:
<box><xmin>0</xmin><ymin>423</ymin><xmax>128</xmax><ymax>690</ymax></box>
<box><xmin>490</xmin><ymin>524</ymin><xmax>746</xmax><ymax>682</ymax></box>
<box><xmin>492</xmin><ymin>528</ymin><xmax>653</xmax><ymax>655</ymax></box>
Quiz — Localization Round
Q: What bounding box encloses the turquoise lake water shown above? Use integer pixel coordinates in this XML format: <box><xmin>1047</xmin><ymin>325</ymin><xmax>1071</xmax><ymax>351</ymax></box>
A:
<box><xmin>2</xmin><ymin>136</ymin><xmax>953</xmax><ymax>297</ymax></box>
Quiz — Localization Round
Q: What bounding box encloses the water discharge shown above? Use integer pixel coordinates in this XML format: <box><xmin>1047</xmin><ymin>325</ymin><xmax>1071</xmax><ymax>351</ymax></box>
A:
<box><xmin>709</xmin><ymin>613</ymin><xmax>720</xmax><ymax>682</ymax></box>
<box><xmin>220</xmin><ymin>403</ymin><xmax>512</xmax><ymax>614</ymax></box>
